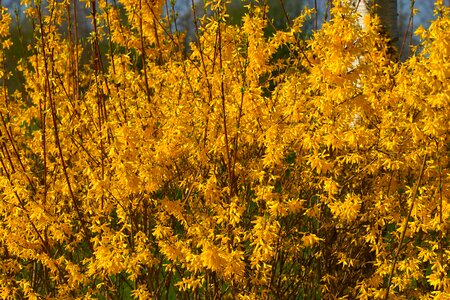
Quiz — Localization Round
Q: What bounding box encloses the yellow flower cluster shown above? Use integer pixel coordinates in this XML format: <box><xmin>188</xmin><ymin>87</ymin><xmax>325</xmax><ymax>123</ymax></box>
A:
<box><xmin>0</xmin><ymin>0</ymin><xmax>449</xmax><ymax>298</ymax></box>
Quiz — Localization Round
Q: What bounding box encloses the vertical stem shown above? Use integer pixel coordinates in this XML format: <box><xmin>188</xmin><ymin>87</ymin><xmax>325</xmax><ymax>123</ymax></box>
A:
<box><xmin>436</xmin><ymin>142</ymin><xmax>444</xmax><ymax>290</ymax></box>
<box><xmin>139</xmin><ymin>0</ymin><xmax>152</xmax><ymax>106</ymax></box>
<box><xmin>36</xmin><ymin>2</ymin><xmax>48</xmax><ymax>206</ymax></box>
<box><xmin>73</xmin><ymin>0</ymin><xmax>80</xmax><ymax>100</ymax></box>
<box><xmin>398</xmin><ymin>0</ymin><xmax>415</xmax><ymax>60</ymax></box>
<box><xmin>67</xmin><ymin>1</ymin><xmax>74</xmax><ymax>99</ymax></box>
<box><xmin>384</xmin><ymin>154</ymin><xmax>427</xmax><ymax>300</ymax></box>
<box><xmin>190</xmin><ymin>0</ymin><xmax>214</xmax><ymax>148</ymax></box>
<box><xmin>105</xmin><ymin>0</ymin><xmax>116</xmax><ymax>75</ymax></box>
<box><xmin>217</xmin><ymin>6</ymin><xmax>233</xmax><ymax>198</ymax></box>
<box><xmin>91</xmin><ymin>0</ymin><xmax>109</xmax><ymax>210</ymax></box>
<box><xmin>37</xmin><ymin>3</ymin><xmax>90</xmax><ymax>242</ymax></box>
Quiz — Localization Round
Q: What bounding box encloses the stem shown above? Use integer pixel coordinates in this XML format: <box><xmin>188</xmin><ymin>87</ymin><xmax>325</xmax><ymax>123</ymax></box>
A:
<box><xmin>37</xmin><ymin>4</ymin><xmax>91</xmax><ymax>243</ymax></box>
<box><xmin>217</xmin><ymin>5</ymin><xmax>233</xmax><ymax>198</ymax></box>
<box><xmin>384</xmin><ymin>154</ymin><xmax>427</xmax><ymax>300</ymax></box>
<box><xmin>139</xmin><ymin>0</ymin><xmax>153</xmax><ymax>106</ymax></box>
<box><xmin>437</xmin><ymin>142</ymin><xmax>444</xmax><ymax>290</ymax></box>
<box><xmin>398</xmin><ymin>0</ymin><xmax>415</xmax><ymax>60</ymax></box>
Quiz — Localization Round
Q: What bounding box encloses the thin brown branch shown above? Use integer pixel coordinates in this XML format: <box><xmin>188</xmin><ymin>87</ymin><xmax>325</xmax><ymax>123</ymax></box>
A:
<box><xmin>384</xmin><ymin>154</ymin><xmax>427</xmax><ymax>300</ymax></box>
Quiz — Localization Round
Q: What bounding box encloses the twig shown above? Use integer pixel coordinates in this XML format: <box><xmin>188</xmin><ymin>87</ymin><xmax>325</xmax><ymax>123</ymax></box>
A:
<box><xmin>384</xmin><ymin>154</ymin><xmax>427</xmax><ymax>300</ymax></box>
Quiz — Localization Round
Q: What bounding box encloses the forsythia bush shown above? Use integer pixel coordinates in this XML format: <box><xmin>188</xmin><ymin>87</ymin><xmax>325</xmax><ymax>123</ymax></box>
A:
<box><xmin>0</xmin><ymin>0</ymin><xmax>449</xmax><ymax>299</ymax></box>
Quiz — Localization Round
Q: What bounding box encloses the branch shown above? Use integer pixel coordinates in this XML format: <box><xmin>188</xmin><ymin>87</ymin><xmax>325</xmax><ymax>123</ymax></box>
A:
<box><xmin>384</xmin><ymin>154</ymin><xmax>427</xmax><ymax>300</ymax></box>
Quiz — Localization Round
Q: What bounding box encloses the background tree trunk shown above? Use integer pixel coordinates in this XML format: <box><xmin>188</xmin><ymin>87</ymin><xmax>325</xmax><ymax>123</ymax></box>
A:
<box><xmin>353</xmin><ymin>0</ymin><xmax>399</xmax><ymax>49</ymax></box>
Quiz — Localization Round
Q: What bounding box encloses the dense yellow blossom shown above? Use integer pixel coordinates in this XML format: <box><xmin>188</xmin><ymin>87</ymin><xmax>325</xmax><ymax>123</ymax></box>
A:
<box><xmin>0</xmin><ymin>0</ymin><xmax>449</xmax><ymax>298</ymax></box>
